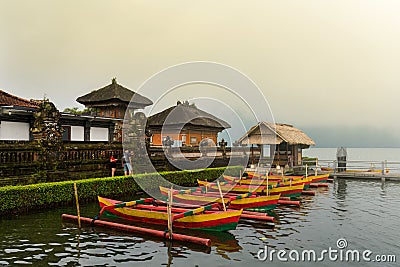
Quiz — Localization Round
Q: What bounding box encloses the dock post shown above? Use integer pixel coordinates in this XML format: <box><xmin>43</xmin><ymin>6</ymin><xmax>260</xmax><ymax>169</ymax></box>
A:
<box><xmin>384</xmin><ymin>160</ymin><xmax>387</xmax><ymax>175</ymax></box>
<box><xmin>336</xmin><ymin>147</ymin><xmax>347</xmax><ymax>172</ymax></box>
<box><xmin>167</xmin><ymin>187</ymin><xmax>173</xmax><ymax>239</ymax></box>
<box><xmin>305</xmin><ymin>164</ymin><xmax>308</xmax><ymax>178</ymax></box>
<box><xmin>381</xmin><ymin>161</ymin><xmax>385</xmax><ymax>175</ymax></box>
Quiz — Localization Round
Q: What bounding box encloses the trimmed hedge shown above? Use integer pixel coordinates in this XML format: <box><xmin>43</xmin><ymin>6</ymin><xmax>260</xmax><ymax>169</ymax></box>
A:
<box><xmin>0</xmin><ymin>166</ymin><xmax>242</xmax><ymax>215</ymax></box>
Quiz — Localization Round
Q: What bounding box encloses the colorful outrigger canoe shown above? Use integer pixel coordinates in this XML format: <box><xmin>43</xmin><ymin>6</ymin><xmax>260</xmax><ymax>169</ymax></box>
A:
<box><xmin>98</xmin><ymin>196</ymin><xmax>243</xmax><ymax>232</ymax></box>
<box><xmin>159</xmin><ymin>186</ymin><xmax>281</xmax><ymax>211</ymax></box>
<box><xmin>276</xmin><ymin>177</ymin><xmax>312</xmax><ymax>190</ymax></box>
<box><xmin>223</xmin><ymin>175</ymin><xmax>311</xmax><ymax>190</ymax></box>
<box><xmin>245</xmin><ymin>172</ymin><xmax>304</xmax><ymax>181</ymax></box>
<box><xmin>244</xmin><ymin>172</ymin><xmax>329</xmax><ymax>183</ymax></box>
<box><xmin>267</xmin><ymin>184</ymin><xmax>305</xmax><ymax>198</ymax></box>
<box><xmin>197</xmin><ymin>180</ymin><xmax>305</xmax><ymax>198</ymax></box>
<box><xmin>308</xmin><ymin>173</ymin><xmax>329</xmax><ymax>183</ymax></box>
<box><xmin>223</xmin><ymin>175</ymin><xmax>279</xmax><ymax>187</ymax></box>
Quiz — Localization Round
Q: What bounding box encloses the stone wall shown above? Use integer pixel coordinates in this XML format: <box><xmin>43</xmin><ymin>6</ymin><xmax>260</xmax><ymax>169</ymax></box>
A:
<box><xmin>0</xmin><ymin>141</ymin><xmax>259</xmax><ymax>186</ymax></box>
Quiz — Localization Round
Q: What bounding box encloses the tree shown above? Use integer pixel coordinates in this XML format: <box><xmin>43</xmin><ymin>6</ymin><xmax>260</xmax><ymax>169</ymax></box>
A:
<box><xmin>63</xmin><ymin>107</ymin><xmax>81</xmax><ymax>114</ymax></box>
<box><xmin>63</xmin><ymin>107</ymin><xmax>95</xmax><ymax>115</ymax></box>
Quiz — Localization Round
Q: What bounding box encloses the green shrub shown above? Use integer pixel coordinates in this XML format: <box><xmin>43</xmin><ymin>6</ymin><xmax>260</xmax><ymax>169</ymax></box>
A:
<box><xmin>0</xmin><ymin>166</ymin><xmax>242</xmax><ymax>215</ymax></box>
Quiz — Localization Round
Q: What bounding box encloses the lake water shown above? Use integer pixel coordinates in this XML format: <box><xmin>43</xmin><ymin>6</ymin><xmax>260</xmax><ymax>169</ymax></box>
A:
<box><xmin>1</xmin><ymin>148</ymin><xmax>400</xmax><ymax>266</ymax></box>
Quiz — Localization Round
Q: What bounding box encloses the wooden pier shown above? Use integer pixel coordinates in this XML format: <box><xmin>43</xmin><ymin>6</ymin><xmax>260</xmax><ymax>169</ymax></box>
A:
<box><xmin>247</xmin><ymin>159</ymin><xmax>400</xmax><ymax>182</ymax></box>
<box><xmin>327</xmin><ymin>171</ymin><xmax>400</xmax><ymax>181</ymax></box>
<box><xmin>302</xmin><ymin>158</ymin><xmax>400</xmax><ymax>182</ymax></box>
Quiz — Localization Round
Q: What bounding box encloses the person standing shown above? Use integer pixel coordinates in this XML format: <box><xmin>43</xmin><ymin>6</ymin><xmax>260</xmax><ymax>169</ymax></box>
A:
<box><xmin>122</xmin><ymin>149</ymin><xmax>132</xmax><ymax>176</ymax></box>
<box><xmin>110</xmin><ymin>154</ymin><xmax>117</xmax><ymax>177</ymax></box>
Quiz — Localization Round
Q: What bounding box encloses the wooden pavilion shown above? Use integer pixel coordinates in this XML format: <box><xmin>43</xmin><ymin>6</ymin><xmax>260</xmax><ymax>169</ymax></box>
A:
<box><xmin>77</xmin><ymin>78</ymin><xmax>153</xmax><ymax>119</ymax></box>
<box><xmin>237</xmin><ymin>122</ymin><xmax>315</xmax><ymax>167</ymax></box>
<box><xmin>76</xmin><ymin>78</ymin><xmax>153</xmax><ymax>141</ymax></box>
<box><xmin>147</xmin><ymin>101</ymin><xmax>231</xmax><ymax>147</ymax></box>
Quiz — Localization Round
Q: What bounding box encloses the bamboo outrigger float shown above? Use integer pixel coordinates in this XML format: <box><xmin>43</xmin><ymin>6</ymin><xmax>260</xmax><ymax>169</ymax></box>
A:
<box><xmin>61</xmin><ymin>214</ymin><xmax>212</xmax><ymax>247</ymax></box>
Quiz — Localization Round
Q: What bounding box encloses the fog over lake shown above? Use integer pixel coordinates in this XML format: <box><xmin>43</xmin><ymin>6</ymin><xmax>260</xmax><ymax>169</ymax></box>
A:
<box><xmin>1</xmin><ymin>0</ymin><xmax>400</xmax><ymax>147</ymax></box>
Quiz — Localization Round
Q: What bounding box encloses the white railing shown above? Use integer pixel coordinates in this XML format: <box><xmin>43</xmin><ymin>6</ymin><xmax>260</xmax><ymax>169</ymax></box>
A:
<box><xmin>302</xmin><ymin>159</ymin><xmax>400</xmax><ymax>175</ymax></box>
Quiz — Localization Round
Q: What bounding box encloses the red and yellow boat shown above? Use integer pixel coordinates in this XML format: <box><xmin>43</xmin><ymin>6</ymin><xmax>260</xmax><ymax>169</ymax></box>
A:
<box><xmin>308</xmin><ymin>173</ymin><xmax>330</xmax><ymax>183</ymax></box>
<box><xmin>245</xmin><ymin>172</ymin><xmax>305</xmax><ymax>181</ymax></box>
<box><xmin>159</xmin><ymin>186</ymin><xmax>280</xmax><ymax>211</ymax></box>
<box><xmin>223</xmin><ymin>175</ymin><xmax>311</xmax><ymax>190</ymax></box>
<box><xmin>223</xmin><ymin>175</ymin><xmax>279</xmax><ymax>187</ymax></box>
<box><xmin>277</xmin><ymin>177</ymin><xmax>312</xmax><ymax>190</ymax></box>
<box><xmin>197</xmin><ymin>180</ymin><xmax>305</xmax><ymax>198</ymax></box>
<box><xmin>98</xmin><ymin>196</ymin><xmax>242</xmax><ymax>232</ymax></box>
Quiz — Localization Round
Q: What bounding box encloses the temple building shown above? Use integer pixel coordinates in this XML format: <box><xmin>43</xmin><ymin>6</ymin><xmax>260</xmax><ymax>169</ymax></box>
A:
<box><xmin>147</xmin><ymin>101</ymin><xmax>231</xmax><ymax>147</ymax></box>
<box><xmin>76</xmin><ymin>78</ymin><xmax>153</xmax><ymax>119</ymax></box>
<box><xmin>71</xmin><ymin>78</ymin><xmax>153</xmax><ymax>142</ymax></box>
<box><xmin>1</xmin><ymin>89</ymin><xmax>118</xmax><ymax>142</ymax></box>
<box><xmin>0</xmin><ymin>90</ymin><xmax>38</xmax><ymax>140</ymax></box>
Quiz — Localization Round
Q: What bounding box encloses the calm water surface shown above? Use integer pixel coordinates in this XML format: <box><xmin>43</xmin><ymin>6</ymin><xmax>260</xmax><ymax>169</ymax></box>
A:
<box><xmin>1</xmin><ymin>179</ymin><xmax>400</xmax><ymax>266</ymax></box>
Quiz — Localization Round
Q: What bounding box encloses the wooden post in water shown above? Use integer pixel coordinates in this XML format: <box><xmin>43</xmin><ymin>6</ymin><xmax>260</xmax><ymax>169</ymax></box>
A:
<box><xmin>385</xmin><ymin>160</ymin><xmax>388</xmax><ymax>174</ymax></box>
<box><xmin>217</xmin><ymin>181</ymin><xmax>226</xmax><ymax>211</ymax></box>
<box><xmin>167</xmin><ymin>187</ymin><xmax>173</xmax><ymax>239</ymax></box>
<box><xmin>305</xmin><ymin>164</ymin><xmax>308</xmax><ymax>178</ymax></box>
<box><xmin>315</xmin><ymin>158</ymin><xmax>318</xmax><ymax>176</ymax></box>
<box><xmin>73</xmin><ymin>182</ymin><xmax>81</xmax><ymax>229</ymax></box>
<box><xmin>381</xmin><ymin>161</ymin><xmax>385</xmax><ymax>175</ymax></box>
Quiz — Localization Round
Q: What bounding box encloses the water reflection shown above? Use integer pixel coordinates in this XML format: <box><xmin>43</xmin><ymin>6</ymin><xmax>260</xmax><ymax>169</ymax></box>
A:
<box><xmin>180</xmin><ymin>229</ymin><xmax>240</xmax><ymax>253</ymax></box>
<box><xmin>380</xmin><ymin>178</ymin><xmax>387</xmax><ymax>193</ymax></box>
<box><xmin>334</xmin><ymin>178</ymin><xmax>347</xmax><ymax>200</ymax></box>
<box><xmin>165</xmin><ymin>242</ymin><xmax>173</xmax><ymax>267</ymax></box>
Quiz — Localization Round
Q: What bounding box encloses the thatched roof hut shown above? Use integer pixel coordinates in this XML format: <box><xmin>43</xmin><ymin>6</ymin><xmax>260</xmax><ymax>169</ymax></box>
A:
<box><xmin>237</xmin><ymin>121</ymin><xmax>315</xmax><ymax>167</ymax></box>
<box><xmin>237</xmin><ymin>122</ymin><xmax>315</xmax><ymax>146</ymax></box>
<box><xmin>77</xmin><ymin>78</ymin><xmax>153</xmax><ymax>109</ymax></box>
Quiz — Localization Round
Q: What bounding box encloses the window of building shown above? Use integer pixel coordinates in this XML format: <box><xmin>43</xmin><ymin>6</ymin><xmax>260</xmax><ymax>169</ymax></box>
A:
<box><xmin>181</xmin><ymin>134</ymin><xmax>187</xmax><ymax>144</ymax></box>
<box><xmin>190</xmin><ymin>136</ymin><xmax>197</xmax><ymax>144</ymax></box>
<box><xmin>62</xmin><ymin>126</ymin><xmax>71</xmax><ymax>141</ymax></box>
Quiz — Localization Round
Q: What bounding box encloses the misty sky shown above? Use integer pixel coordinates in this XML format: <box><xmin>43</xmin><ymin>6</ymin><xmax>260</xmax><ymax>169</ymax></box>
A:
<box><xmin>1</xmin><ymin>1</ymin><xmax>400</xmax><ymax>147</ymax></box>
